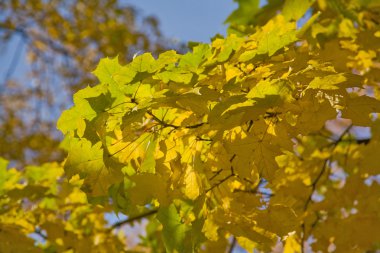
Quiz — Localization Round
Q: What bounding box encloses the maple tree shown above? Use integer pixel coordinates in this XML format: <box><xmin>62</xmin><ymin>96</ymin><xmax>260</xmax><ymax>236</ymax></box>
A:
<box><xmin>0</xmin><ymin>0</ymin><xmax>181</xmax><ymax>165</ymax></box>
<box><xmin>2</xmin><ymin>0</ymin><xmax>380</xmax><ymax>252</ymax></box>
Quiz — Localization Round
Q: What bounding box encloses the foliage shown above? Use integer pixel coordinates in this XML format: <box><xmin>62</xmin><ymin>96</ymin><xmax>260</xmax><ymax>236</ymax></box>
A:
<box><xmin>3</xmin><ymin>0</ymin><xmax>380</xmax><ymax>252</ymax></box>
<box><xmin>0</xmin><ymin>157</ymin><xmax>144</xmax><ymax>252</ymax></box>
<box><xmin>57</xmin><ymin>0</ymin><xmax>380</xmax><ymax>252</ymax></box>
<box><xmin>0</xmin><ymin>0</ymin><xmax>181</xmax><ymax>165</ymax></box>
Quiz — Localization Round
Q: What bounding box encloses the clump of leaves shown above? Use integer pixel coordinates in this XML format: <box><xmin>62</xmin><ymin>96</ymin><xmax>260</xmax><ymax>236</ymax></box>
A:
<box><xmin>5</xmin><ymin>0</ymin><xmax>380</xmax><ymax>252</ymax></box>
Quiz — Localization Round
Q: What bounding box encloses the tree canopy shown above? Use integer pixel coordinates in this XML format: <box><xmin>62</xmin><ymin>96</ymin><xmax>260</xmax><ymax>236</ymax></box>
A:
<box><xmin>0</xmin><ymin>0</ymin><xmax>181</xmax><ymax>165</ymax></box>
<box><xmin>1</xmin><ymin>0</ymin><xmax>380</xmax><ymax>252</ymax></box>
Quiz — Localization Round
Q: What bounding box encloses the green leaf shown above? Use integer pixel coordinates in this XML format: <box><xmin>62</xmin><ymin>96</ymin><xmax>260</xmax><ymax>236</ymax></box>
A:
<box><xmin>225</xmin><ymin>0</ymin><xmax>261</xmax><ymax>26</ymax></box>
<box><xmin>179</xmin><ymin>44</ymin><xmax>211</xmax><ymax>73</ymax></box>
<box><xmin>255</xmin><ymin>15</ymin><xmax>298</xmax><ymax>56</ymax></box>
<box><xmin>306</xmin><ymin>73</ymin><xmax>347</xmax><ymax>90</ymax></box>
<box><xmin>64</xmin><ymin>138</ymin><xmax>123</xmax><ymax>197</ymax></box>
<box><xmin>140</xmin><ymin>136</ymin><xmax>157</xmax><ymax>173</ymax></box>
<box><xmin>0</xmin><ymin>157</ymin><xmax>9</xmax><ymax>171</ymax></box>
<box><xmin>283</xmin><ymin>0</ymin><xmax>314</xmax><ymax>21</ymax></box>
<box><xmin>57</xmin><ymin>85</ymin><xmax>105</xmax><ymax>135</ymax></box>
<box><xmin>25</xmin><ymin>163</ymin><xmax>63</xmax><ymax>184</ymax></box>
<box><xmin>297</xmin><ymin>11</ymin><xmax>321</xmax><ymax>38</ymax></box>
<box><xmin>247</xmin><ymin>79</ymin><xmax>294</xmax><ymax>104</ymax></box>
<box><xmin>93</xmin><ymin>56</ymin><xmax>135</xmax><ymax>85</ymax></box>
<box><xmin>156</xmin><ymin>69</ymin><xmax>193</xmax><ymax>84</ymax></box>
<box><xmin>130</xmin><ymin>53</ymin><xmax>157</xmax><ymax>73</ymax></box>
<box><xmin>0</xmin><ymin>158</ymin><xmax>20</xmax><ymax>194</ymax></box>
<box><xmin>157</xmin><ymin>204</ymin><xmax>189</xmax><ymax>253</ymax></box>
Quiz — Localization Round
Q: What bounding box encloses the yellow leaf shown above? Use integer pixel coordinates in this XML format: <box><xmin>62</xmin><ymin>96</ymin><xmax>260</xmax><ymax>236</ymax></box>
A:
<box><xmin>202</xmin><ymin>217</ymin><xmax>219</xmax><ymax>241</ymax></box>
<box><xmin>225</xmin><ymin>65</ymin><xmax>241</xmax><ymax>81</ymax></box>
<box><xmin>342</xmin><ymin>95</ymin><xmax>380</xmax><ymax>126</ymax></box>
<box><xmin>184</xmin><ymin>166</ymin><xmax>200</xmax><ymax>200</ymax></box>
<box><xmin>284</xmin><ymin>234</ymin><xmax>301</xmax><ymax>253</ymax></box>
<box><xmin>236</xmin><ymin>236</ymin><xmax>257</xmax><ymax>252</ymax></box>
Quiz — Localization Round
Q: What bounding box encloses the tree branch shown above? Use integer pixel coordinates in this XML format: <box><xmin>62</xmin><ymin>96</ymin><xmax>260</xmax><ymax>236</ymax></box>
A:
<box><xmin>110</xmin><ymin>209</ymin><xmax>158</xmax><ymax>229</ymax></box>
<box><xmin>301</xmin><ymin>124</ymin><xmax>353</xmax><ymax>252</ymax></box>
<box><xmin>147</xmin><ymin>111</ymin><xmax>206</xmax><ymax>129</ymax></box>
<box><xmin>303</xmin><ymin>159</ymin><xmax>328</xmax><ymax>211</ymax></box>
<box><xmin>34</xmin><ymin>228</ymin><xmax>47</xmax><ymax>240</ymax></box>
<box><xmin>206</xmin><ymin>169</ymin><xmax>235</xmax><ymax>193</ymax></box>
<box><xmin>233</xmin><ymin>188</ymin><xmax>275</xmax><ymax>197</ymax></box>
<box><xmin>209</xmin><ymin>168</ymin><xmax>223</xmax><ymax>181</ymax></box>
<box><xmin>304</xmin><ymin>124</ymin><xmax>353</xmax><ymax>211</ymax></box>
<box><xmin>1</xmin><ymin>26</ymin><xmax>70</xmax><ymax>56</ymax></box>
<box><xmin>228</xmin><ymin>236</ymin><xmax>237</xmax><ymax>253</ymax></box>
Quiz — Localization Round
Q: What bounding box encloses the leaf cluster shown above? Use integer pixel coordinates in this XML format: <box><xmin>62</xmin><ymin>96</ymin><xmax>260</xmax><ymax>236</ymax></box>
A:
<box><xmin>0</xmin><ymin>0</ymin><xmax>181</xmax><ymax>165</ymax></box>
<box><xmin>57</xmin><ymin>0</ymin><xmax>380</xmax><ymax>252</ymax></box>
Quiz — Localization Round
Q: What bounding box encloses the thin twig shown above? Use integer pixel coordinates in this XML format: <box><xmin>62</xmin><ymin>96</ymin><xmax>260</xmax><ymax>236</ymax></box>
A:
<box><xmin>206</xmin><ymin>171</ymin><xmax>235</xmax><ymax>193</ymax></box>
<box><xmin>303</xmin><ymin>159</ymin><xmax>328</xmax><ymax>211</ymax></box>
<box><xmin>209</xmin><ymin>168</ymin><xmax>223</xmax><ymax>181</ymax></box>
<box><xmin>147</xmin><ymin>111</ymin><xmax>206</xmax><ymax>129</ymax></box>
<box><xmin>110</xmin><ymin>209</ymin><xmax>158</xmax><ymax>229</ymax></box>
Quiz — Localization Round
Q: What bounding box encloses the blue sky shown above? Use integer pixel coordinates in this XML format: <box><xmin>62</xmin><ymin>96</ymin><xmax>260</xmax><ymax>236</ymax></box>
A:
<box><xmin>127</xmin><ymin>0</ymin><xmax>236</xmax><ymax>43</ymax></box>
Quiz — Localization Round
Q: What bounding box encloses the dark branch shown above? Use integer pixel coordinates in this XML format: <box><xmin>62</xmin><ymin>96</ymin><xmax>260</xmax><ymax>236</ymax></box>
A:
<box><xmin>301</xmin><ymin>223</ymin><xmax>306</xmax><ymax>253</ymax></box>
<box><xmin>246</xmin><ymin>120</ymin><xmax>254</xmax><ymax>133</ymax></box>
<box><xmin>209</xmin><ymin>168</ymin><xmax>223</xmax><ymax>181</ymax></box>
<box><xmin>348</xmin><ymin>138</ymin><xmax>370</xmax><ymax>145</ymax></box>
<box><xmin>308</xmin><ymin>212</ymin><xmax>321</xmax><ymax>236</ymax></box>
<box><xmin>304</xmin><ymin>124</ymin><xmax>353</xmax><ymax>210</ymax></box>
<box><xmin>206</xmin><ymin>170</ymin><xmax>235</xmax><ymax>193</ymax></box>
<box><xmin>303</xmin><ymin>159</ymin><xmax>328</xmax><ymax>211</ymax></box>
<box><xmin>301</xmin><ymin>124</ymin><xmax>353</xmax><ymax>252</ymax></box>
<box><xmin>110</xmin><ymin>209</ymin><xmax>158</xmax><ymax>229</ymax></box>
<box><xmin>147</xmin><ymin>111</ymin><xmax>206</xmax><ymax>129</ymax></box>
<box><xmin>228</xmin><ymin>236</ymin><xmax>237</xmax><ymax>253</ymax></box>
<box><xmin>34</xmin><ymin>228</ymin><xmax>47</xmax><ymax>240</ymax></box>
<box><xmin>233</xmin><ymin>188</ymin><xmax>275</xmax><ymax>197</ymax></box>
